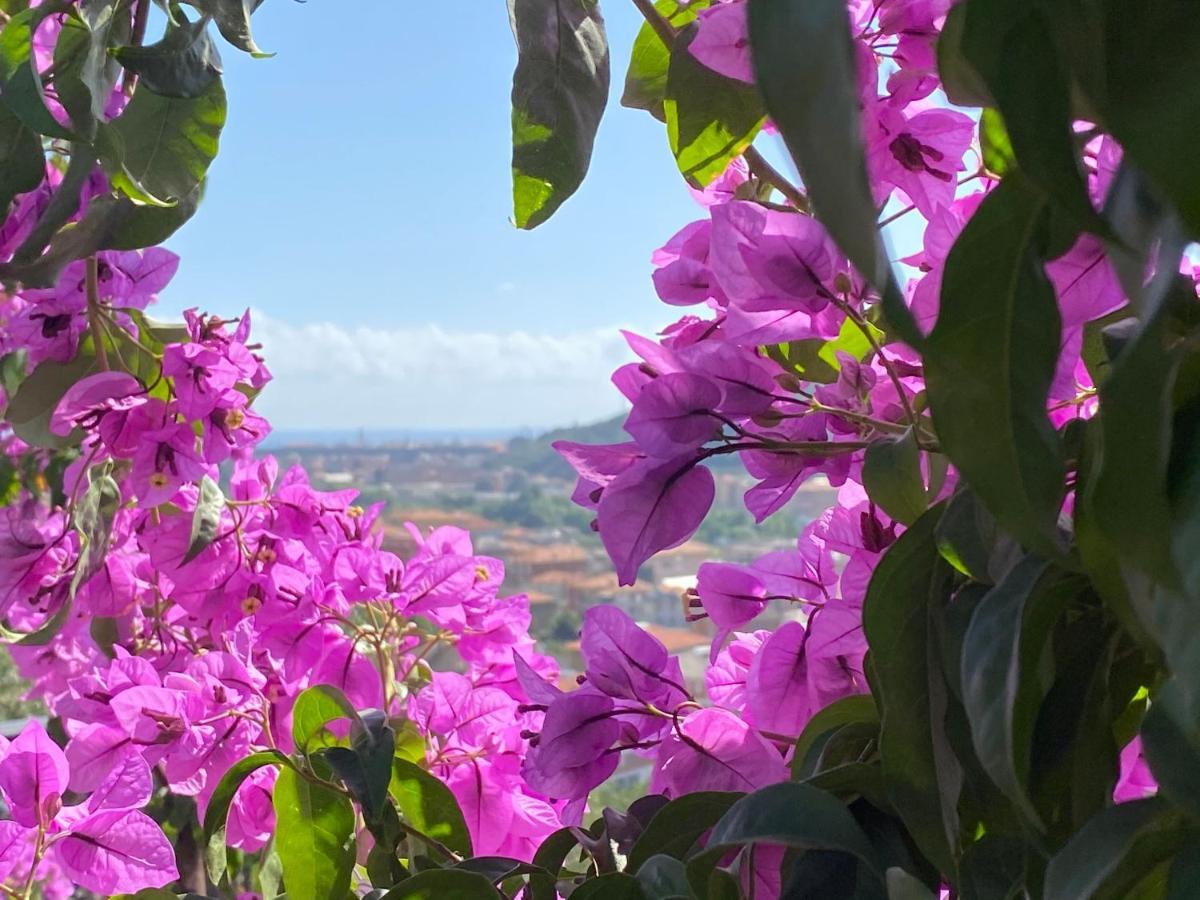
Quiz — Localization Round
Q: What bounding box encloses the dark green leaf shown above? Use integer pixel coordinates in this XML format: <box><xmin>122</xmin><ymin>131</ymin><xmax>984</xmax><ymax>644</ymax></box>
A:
<box><xmin>706</xmin><ymin>782</ymin><xmax>882</xmax><ymax>879</ymax></box>
<box><xmin>664</xmin><ymin>24</ymin><xmax>763</xmax><ymax>187</ymax></box>
<box><xmin>527</xmin><ymin>826</ymin><xmax>582</xmax><ymax>900</ymax></box>
<box><xmin>381</xmin><ymin>869</ymin><xmax>500</xmax><ymax>899</ymax></box>
<box><xmin>925</xmin><ymin>176</ymin><xmax>1064</xmax><ymax>559</ymax></box>
<box><xmin>636</xmin><ymin>854</ymin><xmax>691</xmax><ymax>899</ymax></box>
<box><xmin>53</xmin><ymin>1</ymin><xmax>131</xmax><ymax>140</ymax></box>
<box><xmin>0</xmin><ymin>2</ymin><xmax>76</xmax><ymax>140</ymax></box>
<box><xmin>0</xmin><ymin>101</ymin><xmax>43</xmax><ymax>213</ymax></box>
<box><xmin>5</xmin><ymin>147</ymin><xmax>94</xmax><ymax>269</ymax></box>
<box><xmin>5</xmin><ymin>349</ymin><xmax>99</xmax><ymax>448</ymax></box>
<box><xmin>114</xmin><ymin>13</ymin><xmax>223</xmax><ymax>99</ymax></box>
<box><xmin>863</xmin><ymin>429</ymin><xmax>928</xmax><ymax>526</ymax></box>
<box><xmin>934</xmin><ymin>4</ymin><xmax>991</xmax><ymax>107</ymax></box>
<box><xmin>621</xmin><ymin>0</ymin><xmax>711</xmax><ymax>120</ymax></box>
<box><xmin>956</xmin><ymin>834</ymin><xmax>1026</xmax><ymax>900</ymax></box>
<box><xmin>862</xmin><ymin>503</ymin><xmax>961</xmax><ymax>877</ymax></box>
<box><xmin>183</xmin><ymin>0</ymin><xmax>271</xmax><ymax>57</ymax></box>
<box><xmin>748</xmin><ymin>0</ymin><xmax>920</xmax><ymax>348</ymax></box>
<box><xmin>105</xmin><ymin>77</ymin><xmax>225</xmax><ymax>203</ymax></box>
<box><xmin>965</xmin><ymin>8</ymin><xmax>1100</xmax><ymax>233</ymax></box>
<box><xmin>508</xmin><ymin>0</ymin><xmax>609</xmax><ymax>228</ymax></box>
<box><xmin>564</xmin><ymin>873</ymin><xmax>645</xmax><ymax>900</ymax></box>
<box><xmin>933</xmin><ymin>488</ymin><xmax>997</xmax><ymax>583</ymax></box>
<box><xmin>1141</xmin><ymin>679</ymin><xmax>1200</xmax><ymax>822</ymax></box>
<box><xmin>960</xmin><ymin>557</ymin><xmax>1084</xmax><ymax>828</ymax></box>
<box><xmin>272</xmin><ymin>766</ymin><xmax>356</xmax><ymax>900</ymax></box>
<box><xmin>886</xmin><ymin>868</ymin><xmax>937</xmax><ymax>900</ymax></box>
<box><xmin>105</xmin><ymin>179</ymin><xmax>205</xmax><ymax>250</ymax></box>
<box><xmin>1043</xmin><ymin>798</ymin><xmax>1188</xmax><ymax>900</ymax></box>
<box><xmin>627</xmin><ymin>791</ymin><xmax>740</xmax><ymax>872</ymax></box>
<box><xmin>792</xmin><ymin>694</ymin><xmax>879</xmax><ymax>780</ymax></box>
<box><xmin>389</xmin><ymin>757</ymin><xmax>472</xmax><ymax>858</ymax></box>
<box><xmin>183</xmin><ymin>474</ymin><xmax>224</xmax><ymax>562</ymax></box>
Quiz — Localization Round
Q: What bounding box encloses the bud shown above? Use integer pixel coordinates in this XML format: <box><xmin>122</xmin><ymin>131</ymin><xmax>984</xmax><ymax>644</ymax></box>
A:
<box><xmin>833</xmin><ymin>271</ymin><xmax>853</xmax><ymax>295</ymax></box>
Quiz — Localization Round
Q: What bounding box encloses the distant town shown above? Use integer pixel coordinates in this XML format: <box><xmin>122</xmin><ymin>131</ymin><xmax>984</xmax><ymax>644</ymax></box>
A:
<box><xmin>271</xmin><ymin>415</ymin><xmax>840</xmax><ymax>696</ymax></box>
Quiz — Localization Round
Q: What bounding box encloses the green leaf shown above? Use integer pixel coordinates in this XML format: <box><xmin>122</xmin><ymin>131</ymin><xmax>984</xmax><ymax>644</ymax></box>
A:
<box><xmin>70</xmin><ymin>465</ymin><xmax>122</xmax><ymax>598</ymax></box>
<box><xmin>52</xmin><ymin>1</ymin><xmax>131</xmax><ymax>140</ymax></box>
<box><xmin>389</xmin><ymin>757</ymin><xmax>473</xmax><ymax>858</ymax></box>
<box><xmin>201</xmin><ymin>749</ymin><xmax>290</xmax><ymax>884</ymax></box>
<box><xmin>183</xmin><ymin>0</ymin><xmax>272</xmax><ymax>57</ymax></box>
<box><xmin>291</xmin><ymin>684</ymin><xmax>360</xmax><ymax>755</ymax></box>
<box><xmin>508</xmin><ymin>0</ymin><xmax>609</xmax><ymax>229</ymax></box>
<box><xmin>863</xmin><ymin>429</ymin><xmax>929</xmax><ymax>526</ymax></box>
<box><xmin>0</xmin><ymin>2</ymin><xmax>76</xmax><ymax>140</ymax></box>
<box><xmin>706</xmin><ymin>782</ymin><xmax>882</xmax><ymax>879</ymax></box>
<box><xmin>791</xmin><ymin>695</ymin><xmax>879</xmax><ymax>780</ymax></box>
<box><xmin>183</xmin><ymin>474</ymin><xmax>224</xmax><ymax>562</ymax></box>
<box><xmin>934</xmin><ymin>3</ymin><xmax>991</xmax><ymax>107</ymax></box>
<box><xmin>960</xmin><ymin>556</ymin><xmax>1085</xmax><ymax>829</ymax></box>
<box><xmin>0</xmin><ymin>101</ymin><xmax>43</xmax><ymax>214</ymax></box>
<box><xmin>527</xmin><ymin>827</ymin><xmax>582</xmax><ymax>900</ymax></box>
<box><xmin>621</xmin><ymin>0</ymin><xmax>711</xmax><ymax>120</ymax></box>
<box><xmin>924</xmin><ymin>176</ymin><xmax>1064</xmax><ymax>559</ymax></box>
<box><xmin>105</xmin><ymin>77</ymin><xmax>225</xmax><ymax>203</ymax></box>
<box><xmin>4</xmin><ymin>350</ymin><xmax>99</xmax><ymax>449</ymax></box>
<box><xmin>381</xmin><ymin>869</ymin><xmax>502</xmax><ymax>899</ymax></box>
<box><xmin>1082</xmin><ymin>300</ymin><xmax>1185</xmax><ymax>586</ymax></box>
<box><xmin>1085</xmin><ymin>2</ymin><xmax>1200</xmax><ymax>237</ymax></box>
<box><xmin>635</xmin><ymin>854</ymin><xmax>691</xmax><ymax>899</ymax></box>
<box><xmin>886</xmin><ymin>867</ymin><xmax>937</xmax><ymax>900</ymax></box>
<box><xmin>559</xmin><ymin>873</ymin><xmax>643</xmax><ymax>900</ymax></box>
<box><xmin>1140</xmin><ymin>679</ymin><xmax>1200</xmax><ymax>822</ymax></box>
<box><xmin>964</xmin><ymin>8</ymin><xmax>1101</xmax><ymax>233</ymax></box>
<box><xmin>114</xmin><ymin>13</ymin><xmax>223</xmax><ymax>99</ymax></box>
<box><xmin>862</xmin><ymin>503</ymin><xmax>961</xmax><ymax>878</ymax></box>
<box><xmin>626</xmin><ymin>791</ymin><xmax>741</xmax><ymax>873</ymax></box>
<box><xmin>320</xmin><ymin>712</ymin><xmax>395</xmax><ymax>827</ymax></box>
<box><xmin>5</xmin><ymin>146</ymin><xmax>94</xmax><ymax>269</ymax></box>
<box><xmin>979</xmin><ymin>109</ymin><xmax>1013</xmax><ymax>179</ymax></box>
<box><xmin>663</xmin><ymin>24</ymin><xmax>764</xmax><ymax>187</ymax></box>
<box><xmin>272</xmin><ymin>766</ymin><xmax>356</xmax><ymax>900</ymax></box>
<box><xmin>748</xmin><ymin>0</ymin><xmax>920</xmax><ymax>348</ymax></box>
<box><xmin>956</xmin><ymin>834</ymin><xmax>1027</xmax><ymax>900</ymax></box>
<box><xmin>1043</xmin><ymin>798</ymin><xmax>1188</xmax><ymax>900</ymax></box>
<box><xmin>106</xmin><ymin>179</ymin><xmax>205</xmax><ymax>250</ymax></box>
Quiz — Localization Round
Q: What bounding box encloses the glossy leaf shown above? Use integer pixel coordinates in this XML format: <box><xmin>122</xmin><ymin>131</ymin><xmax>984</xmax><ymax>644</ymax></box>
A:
<box><xmin>748</xmin><ymin>0</ymin><xmax>920</xmax><ymax>348</ymax></box>
<box><xmin>960</xmin><ymin>556</ymin><xmax>1084</xmax><ymax>828</ymax></box>
<box><xmin>389</xmin><ymin>757</ymin><xmax>472</xmax><ymax>858</ymax></box>
<box><xmin>202</xmin><ymin>749</ymin><xmax>290</xmax><ymax>884</ymax></box>
<box><xmin>5</xmin><ymin>350</ymin><xmax>99</xmax><ymax>449</ymax></box>
<box><xmin>508</xmin><ymin>0</ymin><xmax>609</xmax><ymax>228</ymax></box>
<box><xmin>664</xmin><ymin>24</ymin><xmax>763</xmax><ymax>187</ymax></box>
<box><xmin>925</xmin><ymin>176</ymin><xmax>1064</xmax><ymax>559</ymax></box>
<box><xmin>291</xmin><ymin>684</ymin><xmax>359</xmax><ymax>755</ymax></box>
<box><xmin>569</xmin><ymin>873</ymin><xmax>646</xmax><ymax>900</ymax></box>
<box><xmin>272</xmin><ymin>766</ymin><xmax>356</xmax><ymax>900</ymax></box>
<box><xmin>0</xmin><ymin>101</ymin><xmax>43</xmax><ymax>213</ymax></box>
<box><xmin>792</xmin><ymin>694</ymin><xmax>879</xmax><ymax>780</ymax></box>
<box><xmin>622</xmin><ymin>0</ymin><xmax>711</xmax><ymax>120</ymax></box>
<box><xmin>1043</xmin><ymin>798</ymin><xmax>1187</xmax><ymax>900</ymax></box>
<box><xmin>635</xmin><ymin>854</ymin><xmax>691</xmax><ymax>899</ymax></box>
<box><xmin>184</xmin><ymin>0</ymin><xmax>272</xmax><ymax>57</ymax></box>
<box><xmin>862</xmin><ymin>503</ymin><xmax>961</xmax><ymax>877</ymax></box>
<box><xmin>863</xmin><ymin>429</ymin><xmax>928</xmax><ymax>526</ymax></box>
<box><xmin>627</xmin><ymin>791</ymin><xmax>740</xmax><ymax>872</ymax></box>
<box><xmin>106</xmin><ymin>77</ymin><xmax>226</xmax><ymax>204</ymax></box>
<box><xmin>114</xmin><ymin>14</ymin><xmax>223</xmax><ymax>99</ymax></box>
<box><xmin>706</xmin><ymin>782</ymin><xmax>882</xmax><ymax>878</ymax></box>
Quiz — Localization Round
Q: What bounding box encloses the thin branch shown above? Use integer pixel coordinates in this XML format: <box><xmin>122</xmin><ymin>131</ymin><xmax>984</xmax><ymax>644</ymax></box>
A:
<box><xmin>86</xmin><ymin>256</ymin><xmax>109</xmax><ymax>370</ymax></box>
<box><xmin>630</xmin><ymin>0</ymin><xmax>677</xmax><ymax>46</ymax></box>
<box><xmin>744</xmin><ymin>146</ymin><xmax>811</xmax><ymax>213</ymax></box>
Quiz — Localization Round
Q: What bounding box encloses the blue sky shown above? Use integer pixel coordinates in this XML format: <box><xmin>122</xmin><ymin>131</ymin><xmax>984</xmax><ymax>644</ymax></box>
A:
<box><xmin>158</xmin><ymin>0</ymin><xmax>709</xmax><ymax>433</ymax></box>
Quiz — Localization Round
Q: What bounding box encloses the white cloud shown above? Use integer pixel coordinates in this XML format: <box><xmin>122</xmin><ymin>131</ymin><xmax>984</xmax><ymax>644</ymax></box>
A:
<box><xmin>248</xmin><ymin>311</ymin><xmax>635</xmax><ymax>431</ymax></box>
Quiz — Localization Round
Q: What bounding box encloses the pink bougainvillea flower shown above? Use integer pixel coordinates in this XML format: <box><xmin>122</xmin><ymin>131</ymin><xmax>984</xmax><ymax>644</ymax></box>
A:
<box><xmin>689</xmin><ymin>1</ymin><xmax>754</xmax><ymax>84</ymax></box>
<box><xmin>650</xmin><ymin>707</ymin><xmax>787</xmax><ymax>796</ymax></box>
